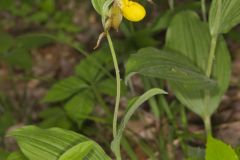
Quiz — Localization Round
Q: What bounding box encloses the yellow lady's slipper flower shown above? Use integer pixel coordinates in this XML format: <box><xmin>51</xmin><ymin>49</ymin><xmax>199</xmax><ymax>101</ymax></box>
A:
<box><xmin>94</xmin><ymin>0</ymin><xmax>146</xmax><ymax>49</ymax></box>
<box><xmin>120</xmin><ymin>0</ymin><xmax>146</xmax><ymax>22</ymax></box>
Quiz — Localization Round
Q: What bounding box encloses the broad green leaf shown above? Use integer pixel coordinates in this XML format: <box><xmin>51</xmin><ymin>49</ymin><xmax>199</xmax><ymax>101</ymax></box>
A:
<box><xmin>64</xmin><ymin>91</ymin><xmax>94</xmax><ymax>127</ymax></box>
<box><xmin>209</xmin><ymin>0</ymin><xmax>240</xmax><ymax>35</ymax></box>
<box><xmin>10</xmin><ymin>126</ymin><xmax>111</xmax><ymax>160</ymax></box>
<box><xmin>43</xmin><ymin>76</ymin><xmax>88</xmax><ymax>103</ymax></box>
<box><xmin>91</xmin><ymin>0</ymin><xmax>106</xmax><ymax>15</ymax></box>
<box><xmin>111</xmin><ymin>88</ymin><xmax>166</xmax><ymax>155</ymax></box>
<box><xmin>7</xmin><ymin>151</ymin><xmax>27</xmax><ymax>160</ymax></box>
<box><xmin>165</xmin><ymin>11</ymin><xmax>231</xmax><ymax>117</ymax></box>
<box><xmin>125</xmin><ymin>47</ymin><xmax>216</xmax><ymax>89</ymax></box>
<box><xmin>206</xmin><ymin>136</ymin><xmax>238</xmax><ymax>160</ymax></box>
<box><xmin>39</xmin><ymin>107</ymin><xmax>72</xmax><ymax>129</ymax></box>
<box><xmin>59</xmin><ymin>141</ymin><xmax>93</xmax><ymax>160</ymax></box>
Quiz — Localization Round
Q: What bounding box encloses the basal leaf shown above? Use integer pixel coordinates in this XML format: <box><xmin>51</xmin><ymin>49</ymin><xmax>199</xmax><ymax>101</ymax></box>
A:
<box><xmin>10</xmin><ymin>126</ymin><xmax>111</xmax><ymax>160</ymax></box>
<box><xmin>165</xmin><ymin>11</ymin><xmax>231</xmax><ymax>117</ymax></box>
<box><xmin>209</xmin><ymin>0</ymin><xmax>240</xmax><ymax>35</ymax></box>
<box><xmin>43</xmin><ymin>76</ymin><xmax>88</xmax><ymax>103</ymax></box>
<box><xmin>125</xmin><ymin>47</ymin><xmax>216</xmax><ymax>89</ymax></box>
<box><xmin>206</xmin><ymin>136</ymin><xmax>238</xmax><ymax>160</ymax></box>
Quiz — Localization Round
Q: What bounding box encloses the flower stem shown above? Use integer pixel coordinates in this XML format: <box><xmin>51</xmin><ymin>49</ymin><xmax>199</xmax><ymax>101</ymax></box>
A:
<box><xmin>106</xmin><ymin>32</ymin><xmax>122</xmax><ymax>160</ymax></box>
<box><xmin>204</xmin><ymin>116</ymin><xmax>212</xmax><ymax>135</ymax></box>
<box><xmin>106</xmin><ymin>32</ymin><xmax>121</xmax><ymax>137</ymax></box>
<box><xmin>201</xmin><ymin>0</ymin><xmax>207</xmax><ymax>22</ymax></box>
<box><xmin>206</xmin><ymin>36</ymin><xmax>218</xmax><ymax>77</ymax></box>
<box><xmin>203</xmin><ymin>35</ymin><xmax>218</xmax><ymax>136</ymax></box>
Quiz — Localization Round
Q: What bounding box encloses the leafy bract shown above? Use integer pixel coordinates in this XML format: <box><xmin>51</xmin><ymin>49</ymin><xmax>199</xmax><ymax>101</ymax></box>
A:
<box><xmin>165</xmin><ymin>11</ymin><xmax>231</xmax><ymax>117</ymax></box>
<box><xmin>10</xmin><ymin>126</ymin><xmax>111</xmax><ymax>160</ymax></box>
<box><xmin>206</xmin><ymin>136</ymin><xmax>238</xmax><ymax>160</ymax></box>
<box><xmin>125</xmin><ymin>47</ymin><xmax>216</xmax><ymax>90</ymax></box>
<box><xmin>91</xmin><ymin>0</ymin><xmax>106</xmax><ymax>15</ymax></box>
<box><xmin>209</xmin><ymin>0</ymin><xmax>240</xmax><ymax>35</ymax></box>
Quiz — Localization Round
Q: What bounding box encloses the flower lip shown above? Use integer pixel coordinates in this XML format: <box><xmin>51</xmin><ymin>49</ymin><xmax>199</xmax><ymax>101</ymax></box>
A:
<box><xmin>120</xmin><ymin>0</ymin><xmax>146</xmax><ymax>22</ymax></box>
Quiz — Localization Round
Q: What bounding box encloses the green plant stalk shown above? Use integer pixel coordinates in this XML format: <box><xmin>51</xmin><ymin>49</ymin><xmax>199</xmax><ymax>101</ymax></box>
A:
<box><xmin>203</xmin><ymin>115</ymin><xmax>212</xmax><ymax>135</ymax></box>
<box><xmin>106</xmin><ymin>32</ymin><xmax>121</xmax><ymax>160</ymax></box>
<box><xmin>203</xmin><ymin>35</ymin><xmax>218</xmax><ymax>135</ymax></box>
<box><xmin>168</xmin><ymin>0</ymin><xmax>174</xmax><ymax>10</ymax></box>
<box><xmin>206</xmin><ymin>36</ymin><xmax>218</xmax><ymax>77</ymax></box>
<box><xmin>201</xmin><ymin>0</ymin><xmax>207</xmax><ymax>22</ymax></box>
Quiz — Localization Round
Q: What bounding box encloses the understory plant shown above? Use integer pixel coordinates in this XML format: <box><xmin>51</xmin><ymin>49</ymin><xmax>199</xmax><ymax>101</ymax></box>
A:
<box><xmin>4</xmin><ymin>0</ymin><xmax>240</xmax><ymax>160</ymax></box>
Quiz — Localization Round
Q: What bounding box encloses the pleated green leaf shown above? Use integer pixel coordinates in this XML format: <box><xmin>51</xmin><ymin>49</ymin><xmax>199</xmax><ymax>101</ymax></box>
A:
<box><xmin>125</xmin><ymin>47</ymin><xmax>216</xmax><ymax>90</ymax></box>
<box><xmin>206</xmin><ymin>136</ymin><xmax>238</xmax><ymax>160</ymax></box>
<box><xmin>209</xmin><ymin>0</ymin><xmax>240</xmax><ymax>35</ymax></box>
<box><xmin>10</xmin><ymin>126</ymin><xmax>111</xmax><ymax>160</ymax></box>
<box><xmin>59</xmin><ymin>141</ymin><xmax>94</xmax><ymax>160</ymax></box>
<box><xmin>165</xmin><ymin>11</ymin><xmax>231</xmax><ymax>117</ymax></box>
